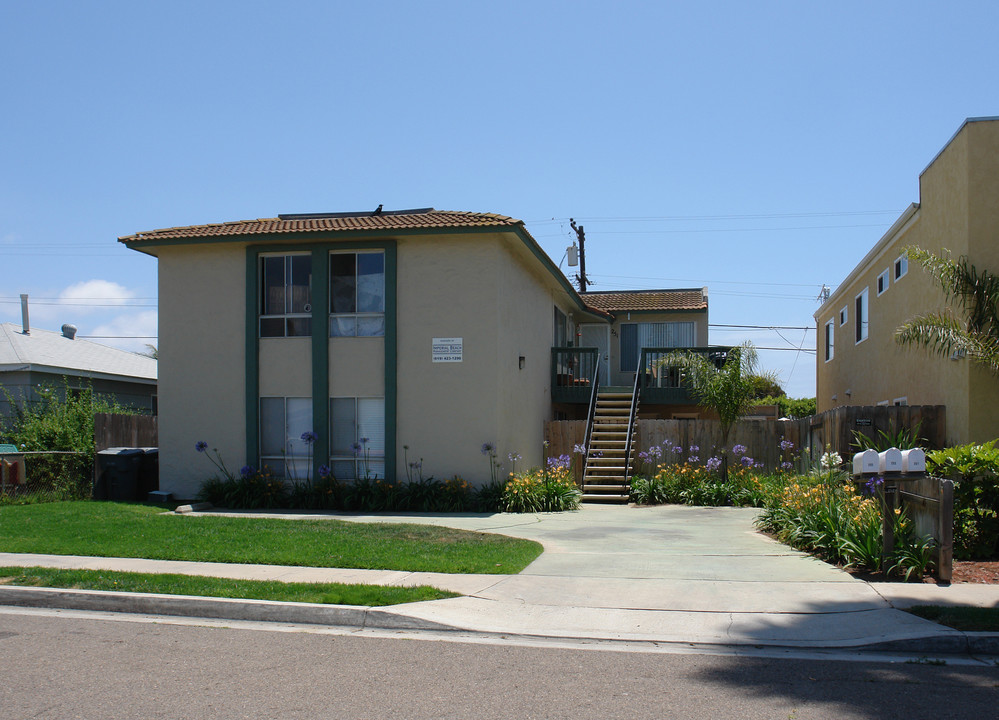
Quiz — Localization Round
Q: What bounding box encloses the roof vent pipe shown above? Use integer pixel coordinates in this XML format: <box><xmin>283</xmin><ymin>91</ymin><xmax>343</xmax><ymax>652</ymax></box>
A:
<box><xmin>20</xmin><ymin>294</ymin><xmax>29</xmax><ymax>335</ymax></box>
<box><xmin>62</xmin><ymin>324</ymin><xmax>78</xmax><ymax>340</ymax></box>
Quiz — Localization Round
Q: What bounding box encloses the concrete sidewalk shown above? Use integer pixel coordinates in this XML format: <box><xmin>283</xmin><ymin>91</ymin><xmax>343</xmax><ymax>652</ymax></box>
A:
<box><xmin>2</xmin><ymin>504</ymin><xmax>997</xmax><ymax>654</ymax></box>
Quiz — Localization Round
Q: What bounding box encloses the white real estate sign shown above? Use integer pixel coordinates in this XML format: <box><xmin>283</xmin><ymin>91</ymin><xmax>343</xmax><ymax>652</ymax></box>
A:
<box><xmin>432</xmin><ymin>337</ymin><xmax>463</xmax><ymax>363</ymax></box>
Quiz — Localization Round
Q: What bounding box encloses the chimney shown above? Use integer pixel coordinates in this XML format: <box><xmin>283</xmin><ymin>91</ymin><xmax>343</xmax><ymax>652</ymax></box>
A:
<box><xmin>20</xmin><ymin>294</ymin><xmax>29</xmax><ymax>334</ymax></box>
<box><xmin>62</xmin><ymin>324</ymin><xmax>78</xmax><ymax>340</ymax></box>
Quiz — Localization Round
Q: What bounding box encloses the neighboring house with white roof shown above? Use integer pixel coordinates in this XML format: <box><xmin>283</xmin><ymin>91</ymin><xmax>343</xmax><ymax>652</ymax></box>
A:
<box><xmin>0</xmin><ymin>319</ymin><xmax>158</xmax><ymax>421</ymax></box>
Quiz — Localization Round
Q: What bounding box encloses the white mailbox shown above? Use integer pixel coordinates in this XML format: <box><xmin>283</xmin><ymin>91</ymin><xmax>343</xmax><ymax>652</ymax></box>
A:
<box><xmin>879</xmin><ymin>447</ymin><xmax>903</xmax><ymax>473</ymax></box>
<box><xmin>853</xmin><ymin>449</ymin><xmax>879</xmax><ymax>475</ymax></box>
<box><xmin>900</xmin><ymin>448</ymin><xmax>926</xmax><ymax>474</ymax></box>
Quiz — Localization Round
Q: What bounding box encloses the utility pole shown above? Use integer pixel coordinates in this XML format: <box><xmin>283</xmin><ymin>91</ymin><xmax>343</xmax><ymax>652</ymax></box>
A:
<box><xmin>569</xmin><ymin>218</ymin><xmax>590</xmax><ymax>292</ymax></box>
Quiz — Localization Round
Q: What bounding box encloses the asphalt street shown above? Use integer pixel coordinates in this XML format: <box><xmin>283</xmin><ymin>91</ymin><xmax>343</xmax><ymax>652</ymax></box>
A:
<box><xmin>2</xmin><ymin>609</ymin><xmax>997</xmax><ymax>720</ymax></box>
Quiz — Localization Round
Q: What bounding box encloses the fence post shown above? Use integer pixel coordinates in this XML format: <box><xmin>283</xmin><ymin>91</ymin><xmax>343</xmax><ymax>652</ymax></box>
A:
<box><xmin>938</xmin><ymin>478</ymin><xmax>954</xmax><ymax>583</ymax></box>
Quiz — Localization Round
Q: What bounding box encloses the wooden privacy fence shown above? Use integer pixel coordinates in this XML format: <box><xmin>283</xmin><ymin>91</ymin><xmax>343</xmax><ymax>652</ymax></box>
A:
<box><xmin>94</xmin><ymin>413</ymin><xmax>158</xmax><ymax>451</ymax></box>
<box><xmin>895</xmin><ymin>476</ymin><xmax>954</xmax><ymax>582</ymax></box>
<box><xmin>545</xmin><ymin>405</ymin><xmax>945</xmax><ymax>477</ymax></box>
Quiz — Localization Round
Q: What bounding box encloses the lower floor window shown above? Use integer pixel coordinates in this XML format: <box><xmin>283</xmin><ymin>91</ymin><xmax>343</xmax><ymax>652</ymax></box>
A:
<box><xmin>260</xmin><ymin>397</ymin><xmax>313</xmax><ymax>479</ymax></box>
<box><xmin>330</xmin><ymin>397</ymin><xmax>384</xmax><ymax>480</ymax></box>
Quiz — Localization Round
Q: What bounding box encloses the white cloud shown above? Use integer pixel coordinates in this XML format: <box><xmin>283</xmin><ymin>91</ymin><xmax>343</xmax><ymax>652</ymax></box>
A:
<box><xmin>87</xmin><ymin>310</ymin><xmax>158</xmax><ymax>354</ymax></box>
<box><xmin>58</xmin><ymin>279</ymin><xmax>135</xmax><ymax>314</ymax></box>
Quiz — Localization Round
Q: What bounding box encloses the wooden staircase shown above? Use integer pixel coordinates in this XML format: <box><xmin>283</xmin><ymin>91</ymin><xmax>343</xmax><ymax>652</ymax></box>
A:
<box><xmin>581</xmin><ymin>387</ymin><xmax>638</xmax><ymax>503</ymax></box>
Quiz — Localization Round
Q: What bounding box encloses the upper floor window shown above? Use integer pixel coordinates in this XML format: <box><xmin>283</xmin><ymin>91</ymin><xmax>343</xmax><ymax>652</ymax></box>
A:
<box><xmin>260</xmin><ymin>254</ymin><xmax>312</xmax><ymax>337</ymax></box>
<box><xmin>894</xmin><ymin>255</ymin><xmax>908</xmax><ymax>281</ymax></box>
<box><xmin>824</xmin><ymin>319</ymin><xmax>834</xmax><ymax>362</ymax></box>
<box><xmin>620</xmin><ymin>321</ymin><xmax>695</xmax><ymax>372</ymax></box>
<box><xmin>839</xmin><ymin>306</ymin><xmax>848</xmax><ymax>326</ymax></box>
<box><xmin>855</xmin><ymin>287</ymin><xmax>869</xmax><ymax>343</ymax></box>
<box><xmin>330</xmin><ymin>252</ymin><xmax>385</xmax><ymax>337</ymax></box>
<box><xmin>877</xmin><ymin>269</ymin><xmax>890</xmax><ymax>296</ymax></box>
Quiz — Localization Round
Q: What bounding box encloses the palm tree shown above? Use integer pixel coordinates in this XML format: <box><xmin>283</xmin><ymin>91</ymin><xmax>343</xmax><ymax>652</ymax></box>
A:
<box><xmin>659</xmin><ymin>342</ymin><xmax>777</xmax><ymax>480</ymax></box>
<box><xmin>895</xmin><ymin>247</ymin><xmax>999</xmax><ymax>374</ymax></box>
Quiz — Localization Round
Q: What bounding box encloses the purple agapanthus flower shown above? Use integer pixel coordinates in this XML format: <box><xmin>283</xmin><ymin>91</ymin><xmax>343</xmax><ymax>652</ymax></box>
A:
<box><xmin>673</xmin><ymin>446</ymin><xmax>684</xmax><ymax>454</ymax></box>
<box><xmin>195</xmin><ymin>441</ymin><xmax>208</xmax><ymax>453</ymax></box>
<box><xmin>687</xmin><ymin>455</ymin><xmax>699</xmax><ymax>464</ymax></box>
<box><xmin>741</xmin><ymin>455</ymin><xmax>755</xmax><ymax>467</ymax></box>
<box><xmin>732</xmin><ymin>444</ymin><xmax>747</xmax><ymax>456</ymax></box>
<box><xmin>647</xmin><ymin>445</ymin><xmax>662</xmax><ymax>459</ymax></box>
<box><xmin>481</xmin><ymin>443</ymin><xmax>494</xmax><ymax>455</ymax></box>
<box><xmin>318</xmin><ymin>464</ymin><xmax>331</xmax><ymax>477</ymax></box>
<box><xmin>351</xmin><ymin>442</ymin><xmax>362</xmax><ymax>455</ymax></box>
<box><xmin>706</xmin><ymin>456</ymin><xmax>722</xmax><ymax>471</ymax></box>
<box><xmin>359</xmin><ymin>437</ymin><xmax>369</xmax><ymax>445</ymax></box>
<box><xmin>780</xmin><ymin>439</ymin><xmax>795</xmax><ymax>452</ymax></box>
<box><xmin>864</xmin><ymin>476</ymin><xmax>884</xmax><ymax>494</ymax></box>
<box><xmin>780</xmin><ymin>461</ymin><xmax>793</xmax><ymax>471</ymax></box>
<box><xmin>239</xmin><ymin>465</ymin><xmax>255</xmax><ymax>479</ymax></box>
<box><xmin>689</xmin><ymin>445</ymin><xmax>699</xmax><ymax>453</ymax></box>
<box><xmin>547</xmin><ymin>454</ymin><xmax>570</xmax><ymax>470</ymax></box>
<box><xmin>508</xmin><ymin>453</ymin><xmax>522</xmax><ymax>462</ymax></box>
<box><xmin>638</xmin><ymin>451</ymin><xmax>650</xmax><ymax>463</ymax></box>
<box><xmin>573</xmin><ymin>443</ymin><xmax>587</xmax><ymax>455</ymax></box>
<box><xmin>301</xmin><ymin>431</ymin><xmax>318</xmax><ymax>444</ymax></box>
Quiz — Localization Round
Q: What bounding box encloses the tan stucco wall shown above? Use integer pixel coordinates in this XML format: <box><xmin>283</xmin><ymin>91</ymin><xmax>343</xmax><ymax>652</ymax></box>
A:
<box><xmin>815</xmin><ymin>119</ymin><xmax>999</xmax><ymax>445</ymax></box>
<box><xmin>393</xmin><ymin>232</ymin><xmax>577</xmax><ymax>483</ymax></box>
<box><xmin>329</xmin><ymin>337</ymin><xmax>384</xmax><ymax>397</ymax></box>
<box><xmin>259</xmin><ymin>339</ymin><xmax>311</xmax><ymax>397</ymax></box>
<box><xmin>156</xmin><ymin>242</ymin><xmax>248</xmax><ymax>498</ymax></box>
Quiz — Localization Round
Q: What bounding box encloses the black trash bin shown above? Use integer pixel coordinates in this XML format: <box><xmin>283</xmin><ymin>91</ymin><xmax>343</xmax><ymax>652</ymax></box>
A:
<box><xmin>138</xmin><ymin>448</ymin><xmax>159</xmax><ymax>499</ymax></box>
<box><xmin>94</xmin><ymin>448</ymin><xmax>144</xmax><ymax>501</ymax></box>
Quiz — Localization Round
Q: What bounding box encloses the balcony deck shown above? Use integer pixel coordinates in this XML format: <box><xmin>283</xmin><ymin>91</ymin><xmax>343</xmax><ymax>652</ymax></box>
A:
<box><xmin>551</xmin><ymin>346</ymin><xmax>730</xmax><ymax>405</ymax></box>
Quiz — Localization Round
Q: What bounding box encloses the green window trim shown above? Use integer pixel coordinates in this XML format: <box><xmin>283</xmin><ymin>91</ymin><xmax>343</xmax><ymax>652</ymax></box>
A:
<box><xmin>245</xmin><ymin>240</ymin><xmax>396</xmax><ymax>482</ymax></box>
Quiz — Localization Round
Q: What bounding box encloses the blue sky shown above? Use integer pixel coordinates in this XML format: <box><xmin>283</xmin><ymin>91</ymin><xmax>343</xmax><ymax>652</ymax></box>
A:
<box><xmin>2</xmin><ymin>1</ymin><xmax>998</xmax><ymax>397</ymax></box>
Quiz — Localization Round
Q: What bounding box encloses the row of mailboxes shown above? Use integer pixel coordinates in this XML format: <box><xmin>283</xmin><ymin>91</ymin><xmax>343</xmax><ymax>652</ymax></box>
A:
<box><xmin>853</xmin><ymin>447</ymin><xmax>926</xmax><ymax>475</ymax></box>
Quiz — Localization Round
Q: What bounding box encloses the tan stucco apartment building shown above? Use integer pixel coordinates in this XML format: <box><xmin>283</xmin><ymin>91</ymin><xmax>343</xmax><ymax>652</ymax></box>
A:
<box><xmin>815</xmin><ymin>117</ymin><xmax>999</xmax><ymax>445</ymax></box>
<box><xmin>121</xmin><ymin>209</ymin><xmax>713</xmax><ymax>497</ymax></box>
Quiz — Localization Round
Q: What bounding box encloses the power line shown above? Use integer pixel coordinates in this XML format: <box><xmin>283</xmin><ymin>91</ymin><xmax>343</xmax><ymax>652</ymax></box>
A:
<box><xmin>710</xmin><ymin>323</ymin><xmax>814</xmax><ymax>331</ymax></box>
<box><xmin>526</xmin><ymin>210</ymin><xmax>903</xmax><ymax>224</ymax></box>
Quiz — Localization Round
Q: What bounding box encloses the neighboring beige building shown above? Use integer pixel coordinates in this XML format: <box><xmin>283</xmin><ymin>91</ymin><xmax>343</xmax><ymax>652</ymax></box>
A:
<box><xmin>815</xmin><ymin>117</ymin><xmax>999</xmax><ymax>445</ymax></box>
<box><xmin>121</xmin><ymin>209</ymin><xmax>714</xmax><ymax>498</ymax></box>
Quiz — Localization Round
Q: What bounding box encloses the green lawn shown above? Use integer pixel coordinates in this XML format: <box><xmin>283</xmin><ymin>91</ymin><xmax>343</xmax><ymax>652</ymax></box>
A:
<box><xmin>0</xmin><ymin>566</ymin><xmax>456</xmax><ymax>606</ymax></box>
<box><xmin>905</xmin><ymin>605</ymin><xmax>999</xmax><ymax>632</ymax></box>
<box><xmin>0</xmin><ymin>502</ymin><xmax>542</xmax><ymax>574</ymax></box>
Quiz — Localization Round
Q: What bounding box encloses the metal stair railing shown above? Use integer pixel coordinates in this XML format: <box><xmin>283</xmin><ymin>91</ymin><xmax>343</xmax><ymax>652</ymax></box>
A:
<box><xmin>623</xmin><ymin>365</ymin><xmax>642</xmax><ymax>486</ymax></box>
<box><xmin>580</xmin><ymin>360</ymin><xmax>601</xmax><ymax>486</ymax></box>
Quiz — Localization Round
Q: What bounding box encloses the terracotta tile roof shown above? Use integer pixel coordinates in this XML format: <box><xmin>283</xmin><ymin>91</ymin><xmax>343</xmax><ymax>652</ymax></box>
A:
<box><xmin>580</xmin><ymin>289</ymin><xmax>707</xmax><ymax>313</ymax></box>
<box><xmin>119</xmin><ymin>209</ymin><xmax>522</xmax><ymax>243</ymax></box>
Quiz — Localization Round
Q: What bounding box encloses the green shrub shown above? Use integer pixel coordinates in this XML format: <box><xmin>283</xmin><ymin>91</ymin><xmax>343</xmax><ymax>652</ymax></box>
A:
<box><xmin>0</xmin><ymin>381</ymin><xmax>135</xmax><ymax>503</ymax></box>
<box><xmin>926</xmin><ymin>443</ymin><xmax>999</xmax><ymax>559</ymax></box>
<box><xmin>502</xmin><ymin>458</ymin><xmax>581</xmax><ymax>513</ymax></box>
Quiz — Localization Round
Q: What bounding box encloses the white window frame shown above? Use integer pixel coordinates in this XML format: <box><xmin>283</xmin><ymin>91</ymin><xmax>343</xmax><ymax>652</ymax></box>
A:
<box><xmin>877</xmin><ymin>400</ymin><xmax>890</xmax><ymax>407</ymax></box>
<box><xmin>330</xmin><ymin>396</ymin><xmax>385</xmax><ymax>480</ymax></box>
<box><xmin>855</xmin><ymin>287</ymin><xmax>869</xmax><ymax>344</ymax></box>
<box><xmin>329</xmin><ymin>251</ymin><xmax>385</xmax><ymax>337</ymax></box>
<box><xmin>259</xmin><ymin>396</ymin><xmax>313</xmax><ymax>480</ymax></box>
<box><xmin>839</xmin><ymin>306</ymin><xmax>848</xmax><ymax>326</ymax></box>
<box><xmin>824</xmin><ymin>319</ymin><xmax>834</xmax><ymax>362</ymax></box>
<box><xmin>877</xmin><ymin>269</ymin><xmax>890</xmax><ymax>296</ymax></box>
<box><xmin>893</xmin><ymin>396</ymin><xmax>908</xmax><ymax>406</ymax></box>
<box><xmin>259</xmin><ymin>253</ymin><xmax>312</xmax><ymax>338</ymax></box>
<box><xmin>894</xmin><ymin>255</ymin><xmax>908</xmax><ymax>281</ymax></box>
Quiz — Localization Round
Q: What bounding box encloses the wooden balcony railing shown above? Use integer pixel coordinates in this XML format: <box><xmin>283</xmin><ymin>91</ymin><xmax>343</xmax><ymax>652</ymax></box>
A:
<box><xmin>551</xmin><ymin>347</ymin><xmax>598</xmax><ymax>404</ymax></box>
<box><xmin>638</xmin><ymin>347</ymin><xmax>730</xmax><ymax>405</ymax></box>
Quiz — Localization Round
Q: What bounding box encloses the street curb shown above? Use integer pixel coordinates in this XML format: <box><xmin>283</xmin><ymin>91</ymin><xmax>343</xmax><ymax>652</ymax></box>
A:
<box><xmin>0</xmin><ymin>586</ymin><xmax>456</xmax><ymax>632</ymax></box>
<box><xmin>3</xmin><ymin>586</ymin><xmax>999</xmax><ymax>656</ymax></box>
